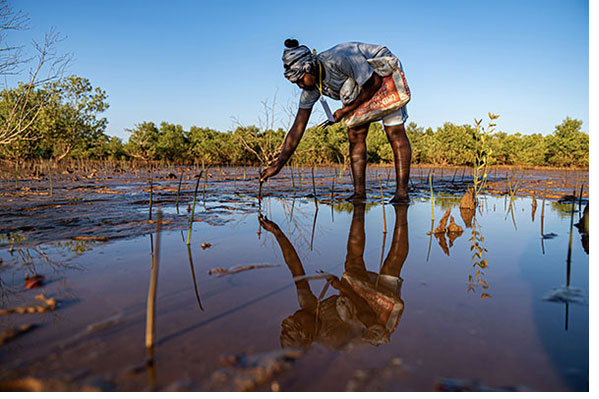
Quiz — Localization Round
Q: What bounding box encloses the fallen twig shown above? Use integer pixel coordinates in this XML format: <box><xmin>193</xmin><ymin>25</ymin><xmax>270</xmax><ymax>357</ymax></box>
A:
<box><xmin>209</xmin><ymin>264</ymin><xmax>279</xmax><ymax>276</ymax></box>
<box><xmin>0</xmin><ymin>294</ymin><xmax>57</xmax><ymax>315</ymax></box>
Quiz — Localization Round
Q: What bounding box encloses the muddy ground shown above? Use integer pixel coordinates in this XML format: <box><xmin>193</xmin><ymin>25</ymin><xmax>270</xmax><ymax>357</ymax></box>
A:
<box><xmin>0</xmin><ymin>165</ymin><xmax>588</xmax><ymax>246</ymax></box>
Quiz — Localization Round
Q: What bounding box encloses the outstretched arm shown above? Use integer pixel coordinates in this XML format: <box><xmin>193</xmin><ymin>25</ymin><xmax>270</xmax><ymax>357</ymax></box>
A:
<box><xmin>332</xmin><ymin>73</ymin><xmax>382</xmax><ymax>122</ymax></box>
<box><xmin>259</xmin><ymin>107</ymin><xmax>312</xmax><ymax>182</ymax></box>
<box><xmin>259</xmin><ymin>214</ymin><xmax>318</xmax><ymax>310</ymax></box>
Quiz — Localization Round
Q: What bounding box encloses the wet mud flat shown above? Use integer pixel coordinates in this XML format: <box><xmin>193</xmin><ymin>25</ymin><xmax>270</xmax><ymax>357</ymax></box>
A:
<box><xmin>0</xmin><ymin>166</ymin><xmax>589</xmax><ymax>391</ymax></box>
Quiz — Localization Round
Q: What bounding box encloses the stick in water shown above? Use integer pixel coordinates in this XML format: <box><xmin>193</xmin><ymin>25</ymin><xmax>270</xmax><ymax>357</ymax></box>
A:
<box><xmin>148</xmin><ymin>166</ymin><xmax>153</xmax><ymax>221</ymax></box>
<box><xmin>311</xmin><ymin>166</ymin><xmax>318</xmax><ymax>210</ymax></box>
<box><xmin>176</xmin><ymin>169</ymin><xmax>184</xmax><ymax>214</ymax></box>
<box><xmin>145</xmin><ymin>208</ymin><xmax>162</xmax><ymax>350</ymax></box>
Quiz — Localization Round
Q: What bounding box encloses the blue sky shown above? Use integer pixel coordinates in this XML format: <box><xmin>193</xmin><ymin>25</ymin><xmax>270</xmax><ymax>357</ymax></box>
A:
<box><xmin>9</xmin><ymin>0</ymin><xmax>589</xmax><ymax>139</ymax></box>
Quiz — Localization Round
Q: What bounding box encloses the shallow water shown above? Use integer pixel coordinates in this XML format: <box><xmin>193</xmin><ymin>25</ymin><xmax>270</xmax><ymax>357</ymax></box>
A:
<box><xmin>0</xmin><ymin>168</ymin><xmax>589</xmax><ymax>391</ymax></box>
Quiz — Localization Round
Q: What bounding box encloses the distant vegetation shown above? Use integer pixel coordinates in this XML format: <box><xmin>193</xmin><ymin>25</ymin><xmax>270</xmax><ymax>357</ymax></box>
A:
<box><xmin>0</xmin><ymin>79</ymin><xmax>589</xmax><ymax>168</ymax></box>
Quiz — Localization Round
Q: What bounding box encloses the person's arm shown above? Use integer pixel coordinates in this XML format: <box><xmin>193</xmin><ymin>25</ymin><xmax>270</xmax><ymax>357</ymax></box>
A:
<box><xmin>259</xmin><ymin>107</ymin><xmax>312</xmax><ymax>182</ymax></box>
<box><xmin>332</xmin><ymin>73</ymin><xmax>382</xmax><ymax>122</ymax></box>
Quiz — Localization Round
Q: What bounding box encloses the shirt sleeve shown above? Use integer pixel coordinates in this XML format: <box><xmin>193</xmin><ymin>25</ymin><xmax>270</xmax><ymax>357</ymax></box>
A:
<box><xmin>298</xmin><ymin>89</ymin><xmax>320</xmax><ymax>109</ymax></box>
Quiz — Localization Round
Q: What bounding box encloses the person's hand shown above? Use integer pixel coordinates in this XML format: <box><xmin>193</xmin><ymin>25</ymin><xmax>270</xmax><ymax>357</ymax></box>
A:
<box><xmin>333</xmin><ymin>108</ymin><xmax>346</xmax><ymax>122</ymax></box>
<box><xmin>333</xmin><ymin>107</ymin><xmax>349</xmax><ymax>122</ymax></box>
<box><xmin>259</xmin><ymin>164</ymin><xmax>281</xmax><ymax>183</ymax></box>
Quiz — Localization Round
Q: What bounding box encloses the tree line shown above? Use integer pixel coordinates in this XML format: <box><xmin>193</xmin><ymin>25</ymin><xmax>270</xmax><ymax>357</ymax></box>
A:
<box><xmin>0</xmin><ymin>76</ymin><xmax>588</xmax><ymax>168</ymax></box>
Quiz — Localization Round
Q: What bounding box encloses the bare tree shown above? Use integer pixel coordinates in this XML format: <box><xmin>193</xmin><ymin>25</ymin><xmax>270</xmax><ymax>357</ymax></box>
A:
<box><xmin>230</xmin><ymin>91</ymin><xmax>286</xmax><ymax>167</ymax></box>
<box><xmin>0</xmin><ymin>0</ymin><xmax>70</xmax><ymax>146</ymax></box>
<box><xmin>0</xmin><ymin>0</ymin><xmax>28</xmax><ymax>76</ymax></box>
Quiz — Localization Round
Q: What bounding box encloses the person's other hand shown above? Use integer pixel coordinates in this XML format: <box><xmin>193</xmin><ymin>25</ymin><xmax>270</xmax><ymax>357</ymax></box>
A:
<box><xmin>333</xmin><ymin>108</ymin><xmax>349</xmax><ymax>123</ymax></box>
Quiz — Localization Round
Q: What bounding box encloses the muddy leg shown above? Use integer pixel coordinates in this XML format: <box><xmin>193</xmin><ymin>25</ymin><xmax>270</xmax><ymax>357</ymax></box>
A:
<box><xmin>384</xmin><ymin>123</ymin><xmax>411</xmax><ymax>203</ymax></box>
<box><xmin>347</xmin><ymin>124</ymin><xmax>370</xmax><ymax>201</ymax></box>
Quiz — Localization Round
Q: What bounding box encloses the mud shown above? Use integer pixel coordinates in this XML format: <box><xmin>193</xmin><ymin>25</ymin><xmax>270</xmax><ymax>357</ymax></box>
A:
<box><xmin>0</xmin><ymin>165</ymin><xmax>588</xmax><ymax>248</ymax></box>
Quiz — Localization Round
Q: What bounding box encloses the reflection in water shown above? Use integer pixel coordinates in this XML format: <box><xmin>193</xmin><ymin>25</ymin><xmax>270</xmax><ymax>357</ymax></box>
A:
<box><xmin>459</xmin><ymin>207</ymin><xmax>474</xmax><ymax>229</ymax></box>
<box><xmin>468</xmin><ymin>214</ymin><xmax>491</xmax><ymax>299</ymax></box>
<box><xmin>186</xmin><ymin>244</ymin><xmax>204</xmax><ymax>311</ymax></box>
<box><xmin>0</xmin><ymin>238</ymin><xmax>89</xmax><ymax>304</ymax></box>
<box><xmin>259</xmin><ymin>203</ymin><xmax>408</xmax><ymax>350</ymax></box>
<box><xmin>561</xmin><ymin>197</ymin><xmax>584</xmax><ymax>330</ymax></box>
<box><xmin>575</xmin><ymin>203</ymin><xmax>589</xmax><ymax>255</ymax></box>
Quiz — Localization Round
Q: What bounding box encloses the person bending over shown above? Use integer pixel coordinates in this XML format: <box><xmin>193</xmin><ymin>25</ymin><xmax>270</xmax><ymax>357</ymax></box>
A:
<box><xmin>259</xmin><ymin>39</ymin><xmax>412</xmax><ymax>203</ymax></box>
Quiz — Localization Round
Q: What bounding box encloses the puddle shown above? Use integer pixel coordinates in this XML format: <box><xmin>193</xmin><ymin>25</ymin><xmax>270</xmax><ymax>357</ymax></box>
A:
<box><xmin>0</xmin><ymin>167</ymin><xmax>589</xmax><ymax>391</ymax></box>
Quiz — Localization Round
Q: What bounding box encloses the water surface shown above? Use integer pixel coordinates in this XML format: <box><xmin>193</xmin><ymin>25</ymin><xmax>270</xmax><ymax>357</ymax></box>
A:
<box><xmin>0</xmin><ymin>168</ymin><xmax>589</xmax><ymax>391</ymax></box>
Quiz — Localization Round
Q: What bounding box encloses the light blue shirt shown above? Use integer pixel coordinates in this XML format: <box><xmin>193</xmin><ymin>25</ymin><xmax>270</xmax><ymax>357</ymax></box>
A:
<box><xmin>299</xmin><ymin>42</ymin><xmax>395</xmax><ymax>109</ymax></box>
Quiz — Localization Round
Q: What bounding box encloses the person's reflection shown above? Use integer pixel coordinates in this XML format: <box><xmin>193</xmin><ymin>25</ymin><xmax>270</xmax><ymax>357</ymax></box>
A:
<box><xmin>259</xmin><ymin>203</ymin><xmax>409</xmax><ymax>350</ymax></box>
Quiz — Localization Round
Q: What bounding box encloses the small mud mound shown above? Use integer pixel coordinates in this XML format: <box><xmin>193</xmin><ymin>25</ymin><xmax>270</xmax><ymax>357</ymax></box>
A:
<box><xmin>208</xmin><ymin>349</ymin><xmax>304</xmax><ymax>391</ymax></box>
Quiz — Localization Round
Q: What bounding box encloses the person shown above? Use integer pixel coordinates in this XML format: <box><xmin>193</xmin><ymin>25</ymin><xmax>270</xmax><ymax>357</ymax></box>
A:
<box><xmin>258</xmin><ymin>202</ymin><xmax>409</xmax><ymax>350</ymax></box>
<box><xmin>259</xmin><ymin>39</ymin><xmax>412</xmax><ymax>203</ymax></box>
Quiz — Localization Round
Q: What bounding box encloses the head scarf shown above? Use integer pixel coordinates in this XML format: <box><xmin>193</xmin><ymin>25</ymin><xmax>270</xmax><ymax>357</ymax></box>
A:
<box><xmin>282</xmin><ymin>41</ymin><xmax>316</xmax><ymax>83</ymax></box>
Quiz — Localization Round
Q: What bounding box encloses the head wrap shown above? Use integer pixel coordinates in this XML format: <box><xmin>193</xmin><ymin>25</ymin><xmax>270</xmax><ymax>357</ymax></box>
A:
<box><xmin>282</xmin><ymin>39</ymin><xmax>317</xmax><ymax>83</ymax></box>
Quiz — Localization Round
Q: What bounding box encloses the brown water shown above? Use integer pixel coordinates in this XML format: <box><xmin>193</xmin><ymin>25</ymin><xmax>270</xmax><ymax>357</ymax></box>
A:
<box><xmin>0</xmin><ymin>167</ymin><xmax>589</xmax><ymax>391</ymax></box>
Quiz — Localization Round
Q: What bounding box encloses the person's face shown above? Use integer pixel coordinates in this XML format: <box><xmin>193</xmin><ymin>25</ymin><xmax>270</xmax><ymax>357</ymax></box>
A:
<box><xmin>296</xmin><ymin>73</ymin><xmax>317</xmax><ymax>90</ymax></box>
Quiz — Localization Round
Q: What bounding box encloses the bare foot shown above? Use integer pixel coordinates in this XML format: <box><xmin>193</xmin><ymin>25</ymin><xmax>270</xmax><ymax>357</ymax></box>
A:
<box><xmin>346</xmin><ymin>192</ymin><xmax>366</xmax><ymax>202</ymax></box>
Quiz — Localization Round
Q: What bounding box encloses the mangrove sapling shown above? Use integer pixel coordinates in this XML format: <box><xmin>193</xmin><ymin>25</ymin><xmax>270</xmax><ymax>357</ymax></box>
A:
<box><xmin>186</xmin><ymin>170</ymin><xmax>203</xmax><ymax>246</ymax></box>
<box><xmin>331</xmin><ymin>171</ymin><xmax>335</xmax><ymax>203</ymax></box>
<box><xmin>203</xmin><ymin>168</ymin><xmax>208</xmax><ymax>205</ymax></box>
<box><xmin>429</xmin><ymin>172</ymin><xmax>435</xmax><ymax>221</ymax></box>
<box><xmin>291</xmin><ymin>166</ymin><xmax>296</xmax><ymax>196</ymax></box>
<box><xmin>541</xmin><ymin>187</ymin><xmax>546</xmax><ymax>254</ymax></box>
<box><xmin>330</xmin><ymin>172</ymin><xmax>335</xmax><ymax>222</ymax></box>
<box><xmin>578</xmin><ymin>181</ymin><xmax>585</xmax><ymax>213</ymax></box>
<box><xmin>566</xmin><ymin>190</ymin><xmax>576</xmax><ymax>285</ymax></box>
<box><xmin>426</xmin><ymin>172</ymin><xmax>435</xmax><ymax>262</ymax></box>
<box><xmin>148</xmin><ymin>166</ymin><xmax>153</xmax><ymax>221</ymax></box>
<box><xmin>311</xmin><ymin>166</ymin><xmax>318</xmax><ymax>210</ymax></box>
<box><xmin>145</xmin><ymin>207</ymin><xmax>161</xmax><ymax>351</ymax></box>
<box><xmin>176</xmin><ymin>170</ymin><xmax>184</xmax><ymax>214</ymax></box>
<box><xmin>472</xmin><ymin>114</ymin><xmax>497</xmax><ymax>203</ymax></box>
<box><xmin>48</xmin><ymin>163</ymin><xmax>53</xmax><ymax>198</ymax></box>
